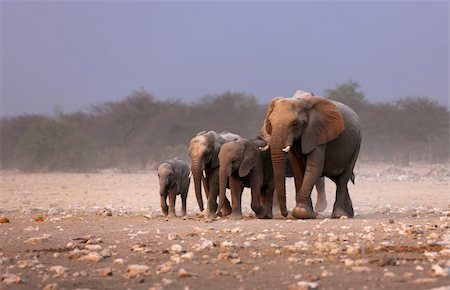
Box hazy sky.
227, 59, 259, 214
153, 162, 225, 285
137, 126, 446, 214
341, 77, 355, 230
1, 1, 448, 116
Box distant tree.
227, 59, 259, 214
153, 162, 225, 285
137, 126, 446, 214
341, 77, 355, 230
13, 118, 96, 171
324, 81, 366, 112
0, 115, 48, 168
394, 97, 449, 163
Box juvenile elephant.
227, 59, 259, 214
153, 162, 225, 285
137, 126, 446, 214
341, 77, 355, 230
216, 138, 273, 219
188, 130, 241, 218
262, 90, 362, 219
157, 158, 190, 217
216, 138, 328, 219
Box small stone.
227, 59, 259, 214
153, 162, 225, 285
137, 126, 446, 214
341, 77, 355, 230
429, 264, 448, 277
384, 272, 395, 278
288, 281, 319, 290
351, 266, 371, 273
181, 252, 194, 260
35, 216, 45, 222
98, 208, 112, 216
415, 265, 424, 271
80, 252, 103, 263
413, 278, 438, 284
43, 283, 58, 290
220, 241, 234, 248
85, 244, 102, 251
49, 265, 68, 276
0, 217, 10, 223
113, 258, 124, 265
124, 264, 151, 278
100, 249, 112, 258
178, 268, 195, 278
171, 244, 184, 253
162, 278, 173, 286
1, 273, 21, 284
167, 233, 180, 240
95, 267, 113, 277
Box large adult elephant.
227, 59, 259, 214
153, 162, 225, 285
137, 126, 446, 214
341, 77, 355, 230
262, 91, 361, 219
189, 130, 241, 218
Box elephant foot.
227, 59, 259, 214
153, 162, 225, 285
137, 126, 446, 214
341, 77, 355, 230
280, 207, 289, 218
221, 205, 232, 217
168, 212, 176, 218
292, 204, 317, 219
206, 211, 219, 219
315, 198, 327, 213
331, 206, 354, 219
230, 212, 243, 220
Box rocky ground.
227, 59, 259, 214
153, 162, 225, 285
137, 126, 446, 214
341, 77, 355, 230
0, 163, 449, 290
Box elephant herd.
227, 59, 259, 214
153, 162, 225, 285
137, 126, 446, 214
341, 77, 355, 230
157, 91, 362, 220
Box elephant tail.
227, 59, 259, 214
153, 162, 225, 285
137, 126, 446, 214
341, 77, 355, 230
350, 172, 355, 184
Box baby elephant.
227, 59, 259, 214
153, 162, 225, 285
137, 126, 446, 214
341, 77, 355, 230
216, 138, 274, 219
216, 138, 327, 219
157, 158, 190, 217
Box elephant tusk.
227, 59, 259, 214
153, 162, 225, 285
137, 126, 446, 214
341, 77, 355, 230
282, 145, 291, 152
259, 145, 270, 151
202, 170, 206, 178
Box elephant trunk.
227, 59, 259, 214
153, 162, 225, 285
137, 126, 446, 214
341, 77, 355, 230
216, 162, 232, 215
270, 125, 290, 217
191, 160, 204, 212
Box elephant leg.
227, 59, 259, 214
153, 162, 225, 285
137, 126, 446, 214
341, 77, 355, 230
206, 170, 219, 218
230, 177, 244, 219
314, 177, 327, 213
202, 175, 210, 200
167, 188, 177, 217
292, 146, 325, 219
259, 187, 274, 219
181, 191, 187, 217
160, 194, 168, 216
221, 195, 232, 217
332, 177, 354, 219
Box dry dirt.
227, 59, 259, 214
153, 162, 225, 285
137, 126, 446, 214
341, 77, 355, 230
0, 163, 449, 290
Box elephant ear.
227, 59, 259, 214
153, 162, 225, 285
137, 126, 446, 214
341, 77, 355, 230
301, 96, 345, 154
239, 142, 259, 177
262, 97, 283, 138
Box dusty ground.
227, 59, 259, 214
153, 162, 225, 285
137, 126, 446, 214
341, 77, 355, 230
0, 163, 449, 290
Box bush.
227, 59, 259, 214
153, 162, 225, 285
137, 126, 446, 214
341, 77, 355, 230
13, 118, 97, 171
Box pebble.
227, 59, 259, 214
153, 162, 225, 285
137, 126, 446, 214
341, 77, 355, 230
124, 264, 151, 278
178, 268, 195, 278
429, 264, 448, 277
171, 244, 184, 253
49, 265, 68, 277
1, 273, 21, 284
43, 283, 58, 290
181, 252, 194, 260
167, 233, 181, 240
288, 281, 319, 290
113, 258, 124, 265
0, 217, 10, 224
80, 252, 103, 263
95, 267, 113, 277
351, 266, 372, 273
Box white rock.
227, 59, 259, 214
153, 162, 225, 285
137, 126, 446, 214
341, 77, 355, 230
171, 244, 184, 253
220, 241, 234, 248
80, 252, 103, 263
167, 233, 180, 240
85, 245, 102, 251
124, 264, 151, 278
178, 268, 195, 278
181, 252, 194, 260
113, 258, 124, 265
1, 273, 21, 284
43, 283, 58, 290
429, 264, 448, 277
351, 266, 371, 273
49, 265, 68, 276
95, 267, 113, 277
289, 281, 319, 290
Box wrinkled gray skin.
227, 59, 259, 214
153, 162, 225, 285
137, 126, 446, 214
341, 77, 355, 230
217, 138, 327, 219
157, 158, 190, 217
216, 138, 272, 219
262, 91, 361, 219
189, 130, 241, 218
